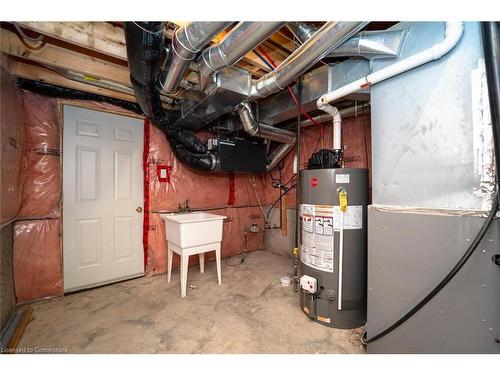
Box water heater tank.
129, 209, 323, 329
299, 168, 368, 329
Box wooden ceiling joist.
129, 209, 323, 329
1, 27, 131, 85
10, 58, 137, 103
2, 22, 302, 102
17, 22, 128, 61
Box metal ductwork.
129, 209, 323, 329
289, 22, 406, 60
176, 21, 368, 129
198, 22, 285, 89
238, 102, 296, 144
250, 22, 367, 98
159, 22, 231, 94
327, 29, 406, 59
237, 102, 296, 172
287, 22, 319, 43
124, 21, 374, 173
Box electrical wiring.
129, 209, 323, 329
13, 22, 45, 49
248, 176, 276, 231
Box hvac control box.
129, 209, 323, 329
213, 137, 267, 173
299, 168, 368, 329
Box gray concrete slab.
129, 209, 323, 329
18, 251, 365, 354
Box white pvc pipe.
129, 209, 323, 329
316, 22, 464, 110
318, 104, 342, 150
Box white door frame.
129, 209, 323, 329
60, 103, 145, 292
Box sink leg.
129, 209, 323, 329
167, 247, 173, 283
180, 255, 189, 298
199, 253, 205, 273
215, 243, 221, 285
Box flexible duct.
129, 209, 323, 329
250, 22, 368, 98
124, 22, 216, 171
17, 78, 144, 115
159, 22, 231, 93
198, 22, 285, 88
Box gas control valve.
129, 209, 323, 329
300, 275, 318, 294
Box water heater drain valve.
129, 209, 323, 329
300, 275, 318, 294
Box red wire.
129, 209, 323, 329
256, 46, 323, 136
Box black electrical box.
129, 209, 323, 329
217, 137, 267, 173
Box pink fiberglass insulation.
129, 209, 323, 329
146, 125, 267, 274
13, 218, 63, 303
263, 112, 371, 208
147, 206, 264, 274
17, 92, 61, 219
1, 66, 24, 225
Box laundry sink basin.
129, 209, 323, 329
160, 212, 226, 249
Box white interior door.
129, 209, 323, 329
63, 105, 144, 292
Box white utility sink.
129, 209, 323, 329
161, 212, 226, 249
160, 212, 226, 297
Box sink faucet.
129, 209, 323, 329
177, 199, 191, 213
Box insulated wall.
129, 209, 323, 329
11, 92, 63, 303
1, 64, 24, 225
11, 90, 268, 301
146, 124, 266, 274
0, 64, 23, 327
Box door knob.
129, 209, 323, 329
136, 206, 143, 213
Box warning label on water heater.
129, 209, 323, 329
300, 204, 363, 273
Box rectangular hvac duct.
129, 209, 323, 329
258, 61, 371, 126
176, 67, 252, 130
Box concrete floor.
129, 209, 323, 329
19, 250, 365, 353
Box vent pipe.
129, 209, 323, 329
198, 22, 285, 89
238, 102, 296, 144
250, 22, 367, 98
159, 22, 231, 93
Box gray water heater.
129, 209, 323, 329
299, 168, 368, 329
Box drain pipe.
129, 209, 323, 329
159, 22, 232, 93
317, 22, 464, 109
320, 105, 342, 151
198, 22, 285, 89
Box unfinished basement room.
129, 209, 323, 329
1, 1, 499, 370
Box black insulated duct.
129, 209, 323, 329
16, 79, 144, 115
124, 21, 216, 171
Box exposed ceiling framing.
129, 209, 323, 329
0, 21, 290, 107
0, 22, 391, 108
